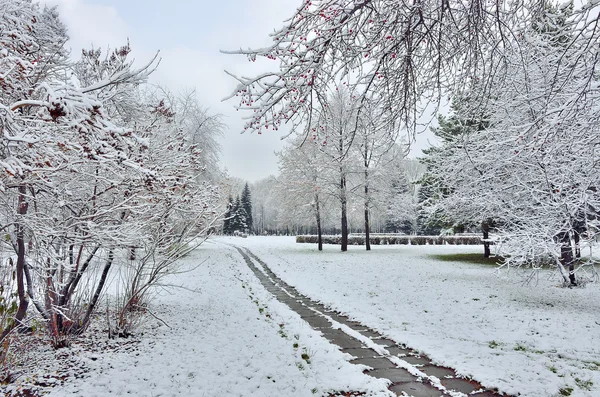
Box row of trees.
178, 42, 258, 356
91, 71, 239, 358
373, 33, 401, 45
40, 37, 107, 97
226, 0, 600, 285
275, 88, 419, 251
241, 130, 423, 251
0, 0, 223, 349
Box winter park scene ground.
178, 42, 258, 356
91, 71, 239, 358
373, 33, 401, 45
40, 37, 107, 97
2, 1, 600, 397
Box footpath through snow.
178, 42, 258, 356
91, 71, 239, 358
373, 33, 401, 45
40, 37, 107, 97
33, 236, 600, 397
44, 240, 391, 397
223, 236, 600, 397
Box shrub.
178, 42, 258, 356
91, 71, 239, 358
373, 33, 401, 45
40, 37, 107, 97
296, 235, 483, 246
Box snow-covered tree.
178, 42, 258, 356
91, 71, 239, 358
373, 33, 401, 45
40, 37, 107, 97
250, 176, 280, 235
422, 3, 600, 285
240, 183, 253, 232
223, 195, 234, 234
231, 195, 248, 233
277, 130, 332, 249
316, 88, 360, 251
351, 109, 400, 249
385, 158, 422, 235
223, 0, 588, 142
0, 1, 223, 344
0, 1, 158, 342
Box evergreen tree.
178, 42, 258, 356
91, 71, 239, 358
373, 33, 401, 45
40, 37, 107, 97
240, 183, 253, 233
223, 196, 234, 234
418, 96, 490, 237
230, 195, 248, 233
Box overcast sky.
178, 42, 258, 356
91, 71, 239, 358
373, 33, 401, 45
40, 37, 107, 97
43, 0, 436, 182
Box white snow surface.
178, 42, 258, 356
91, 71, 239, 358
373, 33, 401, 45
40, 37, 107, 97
223, 236, 600, 397
47, 240, 392, 397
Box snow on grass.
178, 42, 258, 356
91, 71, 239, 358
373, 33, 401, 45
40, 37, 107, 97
45, 240, 392, 397
224, 236, 600, 397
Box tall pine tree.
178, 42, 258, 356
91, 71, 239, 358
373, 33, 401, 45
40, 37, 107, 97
231, 195, 247, 233
240, 183, 253, 233
223, 196, 234, 234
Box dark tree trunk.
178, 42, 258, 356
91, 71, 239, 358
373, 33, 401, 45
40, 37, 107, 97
24, 262, 47, 318
362, 141, 372, 251
557, 231, 576, 286
364, 207, 371, 251
340, 174, 348, 252
482, 220, 491, 258
573, 230, 581, 259
60, 246, 100, 307
315, 195, 323, 251
1, 186, 30, 342
72, 249, 114, 335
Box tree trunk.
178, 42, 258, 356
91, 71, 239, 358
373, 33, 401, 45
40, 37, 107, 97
364, 171, 371, 251
340, 174, 348, 252
73, 249, 114, 335
482, 220, 491, 258
557, 230, 576, 286
315, 194, 323, 251
24, 262, 47, 319
573, 230, 581, 259
363, 140, 371, 251
1, 186, 30, 342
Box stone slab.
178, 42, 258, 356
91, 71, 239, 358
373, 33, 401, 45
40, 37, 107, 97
399, 355, 430, 366
471, 391, 505, 397
320, 329, 363, 349
309, 303, 329, 312
322, 311, 349, 323
303, 315, 332, 328
441, 377, 480, 394
294, 307, 320, 317
283, 301, 307, 312
339, 320, 367, 330
350, 357, 396, 369
386, 346, 413, 356
269, 288, 289, 295
357, 329, 382, 339
341, 348, 380, 359
389, 381, 443, 397
420, 365, 455, 379
366, 368, 414, 383
373, 338, 397, 347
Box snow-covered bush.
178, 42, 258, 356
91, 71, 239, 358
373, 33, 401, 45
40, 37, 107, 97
0, 1, 223, 345
296, 235, 482, 246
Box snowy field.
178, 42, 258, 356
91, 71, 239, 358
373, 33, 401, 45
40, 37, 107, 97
33, 236, 600, 397
223, 236, 600, 397
44, 240, 392, 397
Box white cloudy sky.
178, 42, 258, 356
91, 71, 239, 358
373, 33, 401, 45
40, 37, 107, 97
42, 0, 436, 182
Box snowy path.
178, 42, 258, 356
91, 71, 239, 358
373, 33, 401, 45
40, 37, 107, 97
45, 241, 392, 397
223, 236, 600, 397
35, 237, 600, 397
233, 244, 508, 397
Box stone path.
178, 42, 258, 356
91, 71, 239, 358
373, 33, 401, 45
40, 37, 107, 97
233, 246, 513, 397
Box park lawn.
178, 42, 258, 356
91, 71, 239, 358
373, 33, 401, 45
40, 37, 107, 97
227, 236, 600, 397
9, 241, 391, 397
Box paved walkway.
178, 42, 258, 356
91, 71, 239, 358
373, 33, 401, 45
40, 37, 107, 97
233, 245, 512, 397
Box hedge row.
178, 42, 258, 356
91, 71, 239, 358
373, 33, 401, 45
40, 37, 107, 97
295, 235, 483, 245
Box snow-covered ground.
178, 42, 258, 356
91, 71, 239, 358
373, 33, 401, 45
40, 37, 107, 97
224, 236, 600, 397
13, 236, 598, 397
43, 240, 392, 397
